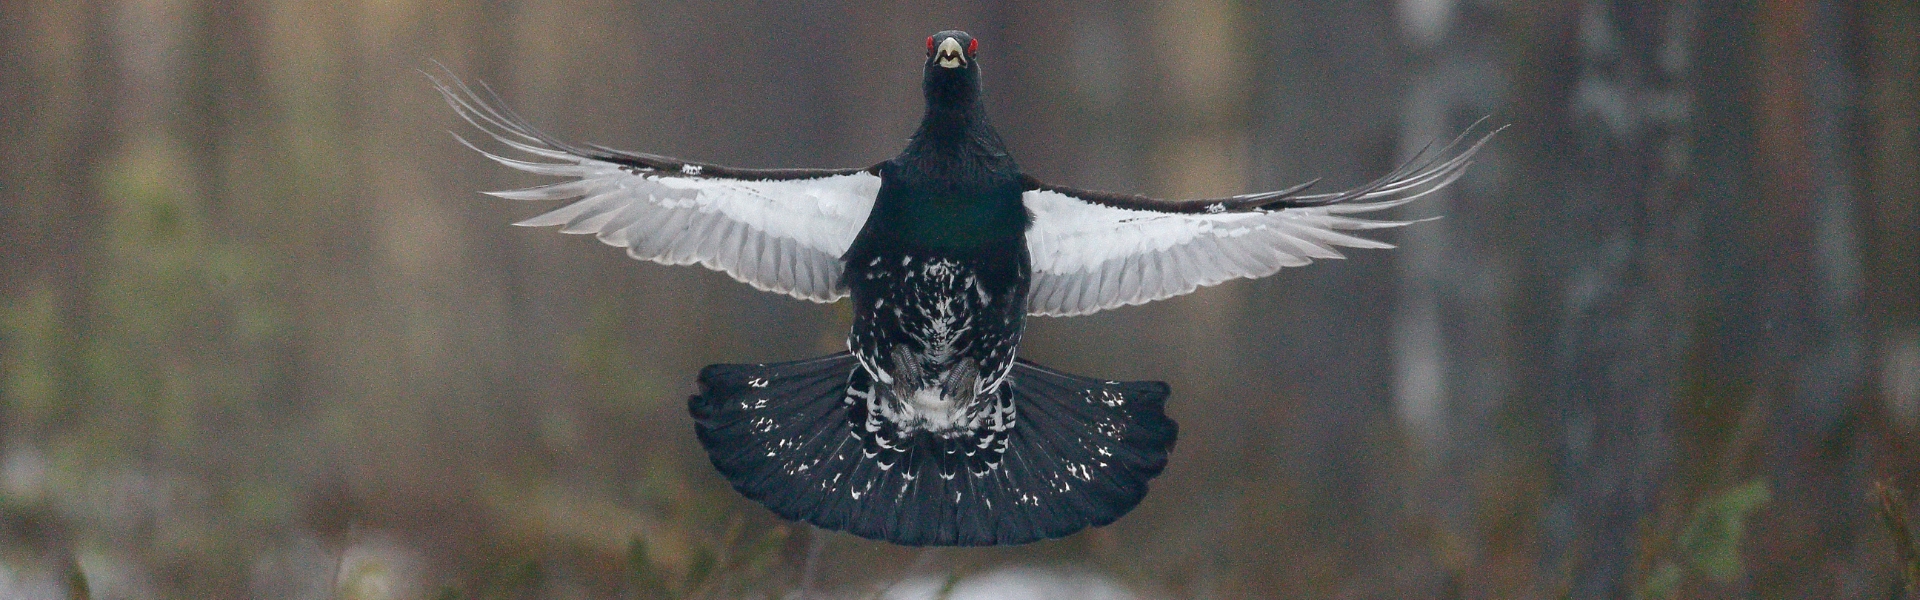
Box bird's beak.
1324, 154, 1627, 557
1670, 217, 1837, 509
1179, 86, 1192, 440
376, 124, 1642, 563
935, 37, 966, 68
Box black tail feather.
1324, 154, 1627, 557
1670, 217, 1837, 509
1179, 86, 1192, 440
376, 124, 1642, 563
689, 353, 1176, 546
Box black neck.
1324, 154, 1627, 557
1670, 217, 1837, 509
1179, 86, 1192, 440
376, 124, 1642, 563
909, 108, 986, 150
906, 67, 999, 155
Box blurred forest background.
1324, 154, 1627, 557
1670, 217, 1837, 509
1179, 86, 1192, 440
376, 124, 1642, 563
2, 0, 1918, 598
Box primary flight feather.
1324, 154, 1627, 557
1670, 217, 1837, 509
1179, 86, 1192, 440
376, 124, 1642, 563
435, 30, 1495, 546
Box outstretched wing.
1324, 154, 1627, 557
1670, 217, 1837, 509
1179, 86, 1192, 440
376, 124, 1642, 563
1022, 125, 1500, 317
433, 72, 882, 303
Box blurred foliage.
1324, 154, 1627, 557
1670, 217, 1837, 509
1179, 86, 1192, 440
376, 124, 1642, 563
3, 132, 298, 596
1638, 479, 1771, 600
86, 134, 285, 453
1876, 482, 1920, 595
1676, 480, 1771, 581
1, 286, 61, 436
63, 554, 91, 600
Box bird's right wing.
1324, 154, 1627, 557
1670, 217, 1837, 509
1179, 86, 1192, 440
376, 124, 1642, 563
433, 72, 881, 303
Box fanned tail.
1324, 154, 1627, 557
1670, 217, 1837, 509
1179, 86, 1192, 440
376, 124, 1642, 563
689, 353, 1176, 546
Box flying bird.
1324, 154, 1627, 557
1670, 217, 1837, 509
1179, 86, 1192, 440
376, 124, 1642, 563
434, 30, 1494, 546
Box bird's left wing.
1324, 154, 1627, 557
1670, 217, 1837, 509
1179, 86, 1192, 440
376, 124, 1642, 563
433, 73, 881, 303
1022, 126, 1499, 316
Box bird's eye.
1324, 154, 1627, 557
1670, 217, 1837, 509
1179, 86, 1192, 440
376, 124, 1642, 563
967, 38, 978, 55
926, 36, 935, 56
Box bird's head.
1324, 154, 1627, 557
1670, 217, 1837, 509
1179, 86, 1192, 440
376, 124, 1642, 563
921, 30, 982, 108
925, 30, 978, 70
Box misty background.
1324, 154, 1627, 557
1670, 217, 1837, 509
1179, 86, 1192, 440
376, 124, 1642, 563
2, 0, 1917, 598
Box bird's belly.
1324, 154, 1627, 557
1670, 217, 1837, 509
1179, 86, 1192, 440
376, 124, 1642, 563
902, 386, 965, 431
846, 251, 1026, 434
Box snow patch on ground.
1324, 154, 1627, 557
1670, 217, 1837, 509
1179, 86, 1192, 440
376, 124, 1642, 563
879, 566, 1140, 600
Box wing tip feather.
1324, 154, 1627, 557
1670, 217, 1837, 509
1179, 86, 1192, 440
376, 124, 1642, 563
435, 65, 873, 304
1025, 121, 1498, 316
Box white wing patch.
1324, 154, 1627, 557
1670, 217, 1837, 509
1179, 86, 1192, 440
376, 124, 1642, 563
436, 74, 879, 303
1024, 191, 1426, 316
1022, 124, 1496, 316
495, 165, 878, 302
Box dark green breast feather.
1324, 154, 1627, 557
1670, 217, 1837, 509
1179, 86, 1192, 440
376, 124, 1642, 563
873, 184, 1028, 251
853, 150, 1029, 253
